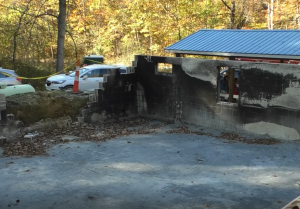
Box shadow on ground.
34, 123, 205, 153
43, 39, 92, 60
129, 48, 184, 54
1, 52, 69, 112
0, 123, 300, 209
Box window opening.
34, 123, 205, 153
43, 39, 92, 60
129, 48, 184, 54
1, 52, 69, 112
218, 67, 239, 103
156, 63, 172, 74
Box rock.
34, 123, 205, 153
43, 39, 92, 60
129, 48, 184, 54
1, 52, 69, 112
7, 114, 15, 122
55, 116, 72, 128
77, 117, 84, 124
23, 133, 38, 143
61, 135, 80, 142
14, 120, 24, 128
96, 132, 104, 137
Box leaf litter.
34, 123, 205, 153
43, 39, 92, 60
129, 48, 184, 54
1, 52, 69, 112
1, 120, 280, 158
167, 126, 280, 145
1, 118, 167, 157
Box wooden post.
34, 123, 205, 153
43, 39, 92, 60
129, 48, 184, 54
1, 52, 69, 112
217, 67, 221, 102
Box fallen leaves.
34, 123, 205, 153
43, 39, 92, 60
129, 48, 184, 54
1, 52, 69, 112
166, 126, 212, 136
1, 118, 281, 158
219, 132, 280, 145
1, 118, 163, 158
166, 126, 280, 145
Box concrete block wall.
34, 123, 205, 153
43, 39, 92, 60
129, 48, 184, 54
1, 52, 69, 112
134, 55, 300, 140
81, 68, 138, 123
136, 56, 175, 121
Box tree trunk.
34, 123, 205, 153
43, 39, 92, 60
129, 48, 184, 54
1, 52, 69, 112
230, 0, 235, 29
221, 0, 236, 29
56, 0, 66, 72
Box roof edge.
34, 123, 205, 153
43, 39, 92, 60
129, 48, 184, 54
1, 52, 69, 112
164, 50, 300, 60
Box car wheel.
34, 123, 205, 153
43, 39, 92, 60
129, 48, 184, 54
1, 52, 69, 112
63, 85, 73, 91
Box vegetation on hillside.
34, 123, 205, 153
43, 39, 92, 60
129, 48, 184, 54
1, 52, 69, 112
0, 0, 299, 73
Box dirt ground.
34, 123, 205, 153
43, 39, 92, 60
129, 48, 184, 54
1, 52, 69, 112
1, 119, 299, 209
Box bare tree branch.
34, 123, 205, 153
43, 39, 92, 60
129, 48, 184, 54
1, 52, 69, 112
221, 0, 231, 10
13, 0, 32, 69
66, 30, 77, 59
27, 0, 49, 45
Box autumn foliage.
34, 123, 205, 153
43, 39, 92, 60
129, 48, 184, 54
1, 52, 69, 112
0, 0, 300, 67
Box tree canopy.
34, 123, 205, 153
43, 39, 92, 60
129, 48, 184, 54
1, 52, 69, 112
1, 0, 300, 67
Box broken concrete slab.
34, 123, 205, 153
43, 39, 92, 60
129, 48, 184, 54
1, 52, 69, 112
282, 196, 300, 209
23, 133, 38, 143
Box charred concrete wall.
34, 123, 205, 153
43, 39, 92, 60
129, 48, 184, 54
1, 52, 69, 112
135, 55, 300, 140
82, 68, 137, 123
136, 57, 176, 121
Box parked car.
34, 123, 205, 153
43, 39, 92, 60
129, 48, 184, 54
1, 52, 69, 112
46, 64, 127, 91
0, 82, 35, 97
0, 68, 22, 86
220, 68, 240, 79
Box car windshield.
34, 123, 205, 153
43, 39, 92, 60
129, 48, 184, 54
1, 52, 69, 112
69, 68, 88, 77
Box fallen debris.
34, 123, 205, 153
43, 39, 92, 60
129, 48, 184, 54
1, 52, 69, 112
1, 119, 281, 158
1, 118, 159, 158
218, 132, 280, 145
167, 126, 280, 145
166, 126, 211, 136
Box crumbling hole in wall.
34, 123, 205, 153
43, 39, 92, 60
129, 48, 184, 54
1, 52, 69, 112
218, 66, 239, 104
155, 63, 173, 75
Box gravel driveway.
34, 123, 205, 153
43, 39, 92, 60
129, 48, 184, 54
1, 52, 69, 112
0, 122, 299, 209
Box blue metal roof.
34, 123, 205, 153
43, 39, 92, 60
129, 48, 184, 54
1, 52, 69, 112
165, 30, 300, 59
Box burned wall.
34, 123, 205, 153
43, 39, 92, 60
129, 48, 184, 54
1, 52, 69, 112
82, 68, 137, 123
238, 62, 300, 109
135, 55, 300, 140
136, 57, 175, 120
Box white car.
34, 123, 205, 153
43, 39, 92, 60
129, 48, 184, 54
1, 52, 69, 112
46, 64, 126, 91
